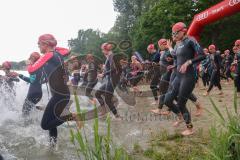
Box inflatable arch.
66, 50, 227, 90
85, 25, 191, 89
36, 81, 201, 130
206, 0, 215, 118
187, 0, 240, 40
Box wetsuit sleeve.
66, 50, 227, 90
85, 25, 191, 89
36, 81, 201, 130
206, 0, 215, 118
9, 77, 20, 82
189, 39, 206, 64
28, 52, 53, 73
19, 74, 31, 83
87, 63, 97, 82
19, 74, 38, 84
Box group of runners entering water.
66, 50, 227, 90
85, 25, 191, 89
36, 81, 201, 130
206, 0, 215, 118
0, 22, 239, 154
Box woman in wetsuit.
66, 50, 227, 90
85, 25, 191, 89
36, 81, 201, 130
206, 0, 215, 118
204, 45, 223, 96
70, 56, 81, 86
0, 61, 20, 96
151, 39, 173, 115
95, 42, 122, 120
200, 48, 210, 89
164, 22, 205, 136
224, 49, 234, 83
85, 54, 98, 103
14, 52, 45, 116
128, 55, 143, 95
147, 44, 161, 105
232, 45, 240, 97
27, 34, 77, 146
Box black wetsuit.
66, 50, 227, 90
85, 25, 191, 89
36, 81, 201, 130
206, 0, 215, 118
164, 37, 205, 128
19, 69, 45, 116
95, 53, 121, 115
234, 52, 240, 92
201, 55, 210, 87
207, 51, 222, 92
72, 71, 81, 86
0, 154, 3, 160
28, 48, 70, 143
150, 51, 161, 101
118, 63, 131, 93
225, 54, 234, 81
158, 50, 173, 109
85, 61, 98, 99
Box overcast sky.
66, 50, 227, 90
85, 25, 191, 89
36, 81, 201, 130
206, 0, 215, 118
0, 0, 117, 64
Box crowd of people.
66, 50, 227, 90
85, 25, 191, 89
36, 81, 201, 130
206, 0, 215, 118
0, 22, 239, 151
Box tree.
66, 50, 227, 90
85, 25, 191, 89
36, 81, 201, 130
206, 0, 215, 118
68, 29, 107, 59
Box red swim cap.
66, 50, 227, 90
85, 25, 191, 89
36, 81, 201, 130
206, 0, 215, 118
30, 52, 40, 61
2, 61, 11, 70
147, 44, 155, 51
172, 22, 187, 33
208, 44, 216, 50
101, 43, 112, 51
38, 34, 57, 47
235, 39, 240, 46
158, 39, 167, 46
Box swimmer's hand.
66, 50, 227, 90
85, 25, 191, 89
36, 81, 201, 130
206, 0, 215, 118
98, 73, 104, 78
167, 65, 175, 71
179, 60, 192, 74
8, 72, 19, 78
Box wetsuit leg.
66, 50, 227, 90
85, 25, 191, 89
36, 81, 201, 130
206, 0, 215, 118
207, 70, 217, 92
41, 94, 70, 140
158, 72, 171, 109
215, 70, 222, 90
150, 71, 161, 101
177, 75, 195, 127
234, 74, 240, 92
202, 72, 207, 87
95, 81, 118, 115
226, 66, 233, 80
164, 76, 180, 114
188, 93, 197, 103
95, 83, 107, 106
85, 81, 97, 99
22, 93, 42, 116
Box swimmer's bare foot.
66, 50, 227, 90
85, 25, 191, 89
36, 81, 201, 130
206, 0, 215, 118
89, 98, 97, 105
151, 100, 158, 105
112, 114, 123, 121
72, 113, 84, 129
181, 128, 194, 136
218, 91, 223, 95
203, 91, 209, 96
150, 108, 161, 114
160, 110, 171, 115
173, 114, 184, 127
194, 101, 203, 117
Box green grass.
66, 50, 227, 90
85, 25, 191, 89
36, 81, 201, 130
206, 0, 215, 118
205, 90, 240, 160
68, 92, 132, 160
133, 90, 240, 160
69, 89, 240, 160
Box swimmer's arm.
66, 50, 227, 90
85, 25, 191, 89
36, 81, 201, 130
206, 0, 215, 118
19, 74, 31, 83
188, 40, 206, 65
19, 74, 38, 84
9, 77, 20, 82
28, 52, 53, 73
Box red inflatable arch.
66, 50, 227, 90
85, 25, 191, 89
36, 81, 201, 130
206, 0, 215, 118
187, 0, 240, 41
